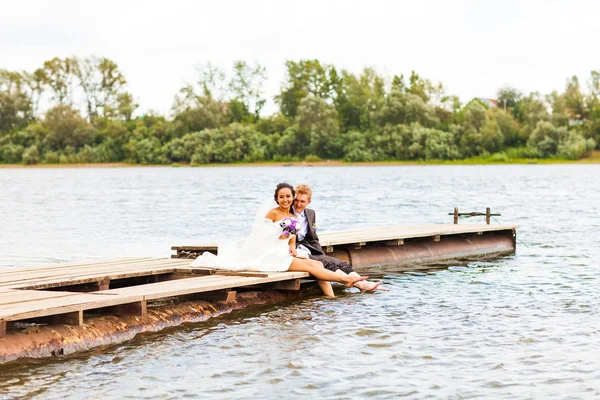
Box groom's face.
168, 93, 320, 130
294, 193, 311, 213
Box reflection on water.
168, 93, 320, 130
1, 165, 600, 399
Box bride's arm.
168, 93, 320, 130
288, 235, 297, 256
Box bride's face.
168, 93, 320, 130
276, 188, 294, 209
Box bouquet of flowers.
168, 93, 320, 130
280, 217, 298, 237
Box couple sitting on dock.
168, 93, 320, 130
192, 183, 383, 296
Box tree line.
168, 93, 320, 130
0, 57, 597, 165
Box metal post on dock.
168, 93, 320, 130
449, 207, 500, 225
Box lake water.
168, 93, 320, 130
0, 165, 599, 399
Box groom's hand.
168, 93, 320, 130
289, 247, 297, 257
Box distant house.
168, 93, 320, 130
464, 98, 499, 110
568, 118, 585, 126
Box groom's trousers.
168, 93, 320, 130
309, 253, 355, 275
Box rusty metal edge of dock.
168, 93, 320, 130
0, 291, 306, 364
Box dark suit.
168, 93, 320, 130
294, 207, 355, 274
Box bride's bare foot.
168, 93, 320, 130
345, 275, 368, 288
354, 280, 388, 292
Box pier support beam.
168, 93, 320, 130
107, 300, 147, 317
50, 311, 83, 326
248, 279, 302, 291
188, 290, 237, 303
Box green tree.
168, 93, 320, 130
489, 108, 522, 146
527, 121, 567, 157
496, 86, 521, 111
408, 71, 433, 102
42, 105, 94, 151
463, 101, 487, 132
334, 67, 385, 132
22, 144, 40, 165
514, 92, 549, 135
124, 137, 166, 164
170, 84, 228, 137
343, 130, 374, 161
376, 91, 438, 128
296, 95, 341, 158
557, 132, 596, 159
73, 56, 130, 122
276, 59, 338, 119
0, 70, 34, 132
480, 119, 504, 153
42, 57, 77, 105
22, 68, 47, 118
228, 60, 267, 120
255, 113, 291, 136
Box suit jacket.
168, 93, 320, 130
294, 208, 324, 255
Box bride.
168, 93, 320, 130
191, 182, 366, 297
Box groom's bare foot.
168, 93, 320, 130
345, 275, 368, 288
354, 280, 388, 292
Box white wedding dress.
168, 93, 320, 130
190, 201, 294, 272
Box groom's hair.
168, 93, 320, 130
295, 184, 312, 200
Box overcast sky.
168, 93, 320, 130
2, 0, 599, 116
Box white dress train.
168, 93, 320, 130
191, 216, 294, 272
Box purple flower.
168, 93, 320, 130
280, 217, 298, 236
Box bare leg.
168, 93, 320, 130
316, 279, 335, 297
288, 258, 366, 287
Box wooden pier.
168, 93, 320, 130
0, 257, 309, 338
0, 222, 517, 361
172, 223, 518, 269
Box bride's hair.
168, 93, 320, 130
274, 182, 295, 203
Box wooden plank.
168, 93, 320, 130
97, 274, 246, 298
2, 259, 192, 290
97, 272, 309, 301
0, 263, 163, 287
172, 245, 218, 251
175, 267, 217, 275
0, 257, 156, 276
318, 224, 517, 245
0, 321, 6, 338
0, 292, 143, 322
0, 290, 81, 306
214, 271, 270, 278
7, 268, 176, 290
0, 258, 189, 285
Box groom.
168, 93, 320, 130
292, 184, 382, 292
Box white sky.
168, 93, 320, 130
2, 0, 599, 116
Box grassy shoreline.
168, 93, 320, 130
0, 151, 598, 168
